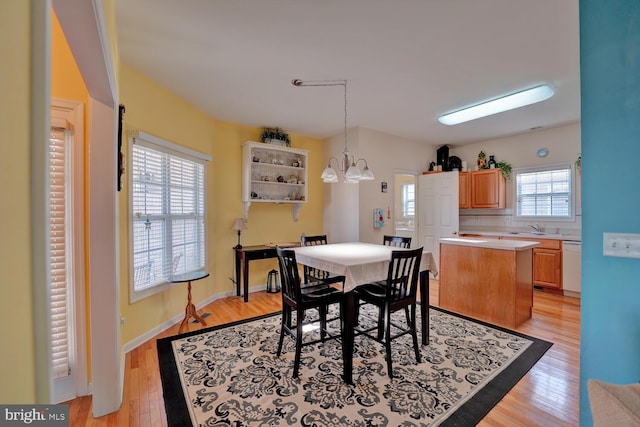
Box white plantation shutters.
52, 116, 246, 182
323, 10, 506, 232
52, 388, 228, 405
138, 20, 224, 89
516, 165, 573, 219
130, 132, 209, 301
49, 127, 72, 379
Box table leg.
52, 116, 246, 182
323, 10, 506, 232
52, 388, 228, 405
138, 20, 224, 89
235, 250, 241, 297
342, 291, 355, 385
178, 281, 208, 334
419, 270, 430, 345
243, 257, 250, 303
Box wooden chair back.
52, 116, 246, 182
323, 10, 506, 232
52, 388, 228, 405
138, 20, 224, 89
383, 235, 411, 248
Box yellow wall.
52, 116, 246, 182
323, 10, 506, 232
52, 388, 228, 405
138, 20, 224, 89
0, 1, 36, 403
118, 63, 325, 345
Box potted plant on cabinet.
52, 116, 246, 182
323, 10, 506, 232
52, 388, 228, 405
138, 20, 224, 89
260, 127, 291, 146
497, 161, 512, 181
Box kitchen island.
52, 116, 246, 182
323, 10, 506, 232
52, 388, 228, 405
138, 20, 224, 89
439, 237, 539, 329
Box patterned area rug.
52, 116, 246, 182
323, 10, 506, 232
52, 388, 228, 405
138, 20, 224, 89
157, 305, 551, 426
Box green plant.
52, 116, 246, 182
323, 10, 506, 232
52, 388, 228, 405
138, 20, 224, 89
575, 154, 582, 174
497, 161, 512, 181
260, 127, 291, 146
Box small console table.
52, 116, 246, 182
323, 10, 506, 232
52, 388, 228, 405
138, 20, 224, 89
169, 270, 210, 334
234, 243, 297, 302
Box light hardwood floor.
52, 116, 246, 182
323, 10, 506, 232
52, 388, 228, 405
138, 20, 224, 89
66, 281, 580, 426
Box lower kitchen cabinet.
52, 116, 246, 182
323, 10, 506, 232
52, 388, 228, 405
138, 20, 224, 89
532, 247, 562, 289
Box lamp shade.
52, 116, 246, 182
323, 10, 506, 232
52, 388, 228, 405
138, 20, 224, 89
231, 218, 246, 231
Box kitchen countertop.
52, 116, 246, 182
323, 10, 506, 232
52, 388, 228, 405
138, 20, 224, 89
440, 237, 540, 251
460, 230, 582, 242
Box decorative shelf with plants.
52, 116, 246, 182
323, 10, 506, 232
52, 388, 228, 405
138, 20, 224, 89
241, 141, 308, 221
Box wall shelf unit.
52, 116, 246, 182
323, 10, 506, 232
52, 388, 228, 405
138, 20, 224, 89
242, 141, 308, 221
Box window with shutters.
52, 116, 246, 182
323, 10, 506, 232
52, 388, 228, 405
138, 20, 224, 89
514, 164, 574, 220
49, 127, 72, 379
130, 132, 210, 302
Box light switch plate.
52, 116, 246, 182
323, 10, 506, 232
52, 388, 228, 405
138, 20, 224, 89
603, 233, 640, 259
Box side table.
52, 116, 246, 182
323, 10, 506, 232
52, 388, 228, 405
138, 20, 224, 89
169, 270, 210, 334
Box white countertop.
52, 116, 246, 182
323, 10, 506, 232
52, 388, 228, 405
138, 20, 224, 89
460, 230, 582, 242
440, 237, 540, 251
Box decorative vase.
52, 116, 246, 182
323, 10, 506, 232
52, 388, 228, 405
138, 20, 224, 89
488, 155, 497, 169
477, 151, 487, 170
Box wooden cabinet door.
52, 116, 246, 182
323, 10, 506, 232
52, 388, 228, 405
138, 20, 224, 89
459, 172, 470, 209
533, 249, 562, 288
470, 169, 506, 208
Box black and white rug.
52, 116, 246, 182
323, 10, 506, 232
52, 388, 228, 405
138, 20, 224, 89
157, 305, 551, 426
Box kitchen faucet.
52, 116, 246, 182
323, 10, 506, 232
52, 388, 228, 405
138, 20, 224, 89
528, 224, 544, 232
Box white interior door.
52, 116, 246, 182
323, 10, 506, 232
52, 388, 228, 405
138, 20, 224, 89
418, 172, 459, 275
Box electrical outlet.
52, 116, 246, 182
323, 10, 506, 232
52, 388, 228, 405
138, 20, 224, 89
120, 316, 126, 325
603, 233, 640, 259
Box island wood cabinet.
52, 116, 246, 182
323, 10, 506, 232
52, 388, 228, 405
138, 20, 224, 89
458, 172, 471, 209
469, 168, 506, 209
461, 234, 563, 290
439, 239, 536, 329
242, 141, 308, 221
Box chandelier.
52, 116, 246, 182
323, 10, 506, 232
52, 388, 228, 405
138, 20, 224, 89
291, 79, 374, 183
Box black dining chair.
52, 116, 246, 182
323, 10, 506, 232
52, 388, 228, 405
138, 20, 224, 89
276, 247, 344, 378
354, 247, 423, 378
300, 234, 346, 289
356, 234, 413, 328
383, 235, 412, 248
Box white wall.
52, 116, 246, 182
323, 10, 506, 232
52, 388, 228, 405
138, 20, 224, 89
356, 127, 433, 244
322, 129, 360, 242
449, 122, 582, 233
322, 127, 434, 243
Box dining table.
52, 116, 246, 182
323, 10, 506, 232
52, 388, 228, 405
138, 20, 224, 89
292, 242, 437, 384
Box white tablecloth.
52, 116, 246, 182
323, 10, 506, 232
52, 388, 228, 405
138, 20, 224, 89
292, 242, 437, 293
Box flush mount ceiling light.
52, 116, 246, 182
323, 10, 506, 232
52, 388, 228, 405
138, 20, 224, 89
438, 85, 554, 126
292, 79, 374, 183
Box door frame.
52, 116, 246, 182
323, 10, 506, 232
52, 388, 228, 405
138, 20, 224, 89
50, 98, 88, 402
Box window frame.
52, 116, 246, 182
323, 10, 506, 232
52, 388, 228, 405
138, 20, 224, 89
401, 182, 416, 218
128, 132, 211, 303
512, 163, 576, 222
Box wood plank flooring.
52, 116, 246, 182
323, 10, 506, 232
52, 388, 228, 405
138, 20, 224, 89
65, 281, 580, 426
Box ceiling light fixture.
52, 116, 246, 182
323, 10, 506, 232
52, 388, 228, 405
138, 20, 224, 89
438, 84, 554, 126
292, 79, 374, 183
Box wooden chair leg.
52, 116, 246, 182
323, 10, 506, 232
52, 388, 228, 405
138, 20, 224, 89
293, 313, 304, 378
385, 312, 393, 378
319, 305, 327, 342
411, 305, 421, 363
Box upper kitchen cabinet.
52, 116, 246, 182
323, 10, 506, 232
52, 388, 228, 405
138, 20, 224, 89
242, 141, 308, 221
470, 169, 506, 209
459, 172, 471, 209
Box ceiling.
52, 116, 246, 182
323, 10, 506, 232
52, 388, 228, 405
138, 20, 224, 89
115, 0, 580, 147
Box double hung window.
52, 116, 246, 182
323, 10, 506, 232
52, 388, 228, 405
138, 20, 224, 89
130, 132, 210, 302
515, 164, 573, 220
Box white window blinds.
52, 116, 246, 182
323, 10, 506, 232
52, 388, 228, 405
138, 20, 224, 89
49, 127, 71, 379
516, 166, 572, 218
131, 134, 208, 299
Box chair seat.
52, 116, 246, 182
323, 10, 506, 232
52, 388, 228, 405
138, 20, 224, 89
356, 281, 408, 300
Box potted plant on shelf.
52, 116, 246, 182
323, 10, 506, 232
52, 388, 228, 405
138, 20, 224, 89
497, 161, 512, 181
260, 127, 291, 146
